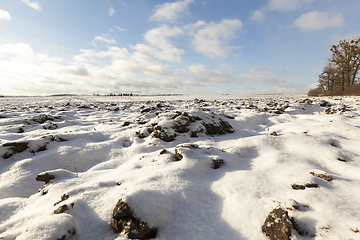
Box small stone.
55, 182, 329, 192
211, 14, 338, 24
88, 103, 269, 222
112, 199, 158, 239
310, 171, 332, 181
292, 184, 305, 190
270, 131, 277, 136
262, 207, 292, 240
305, 183, 319, 188
54, 205, 68, 214
2, 142, 28, 159
175, 148, 183, 161
212, 159, 224, 169
159, 149, 167, 155
54, 194, 69, 206
123, 121, 131, 127
36, 172, 55, 184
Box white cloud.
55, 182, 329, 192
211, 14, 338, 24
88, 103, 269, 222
294, 11, 344, 31
250, 9, 265, 22
0, 43, 181, 95
187, 19, 242, 58
250, 66, 289, 74
251, 0, 313, 22
21, 0, 41, 11
187, 64, 231, 83
240, 73, 296, 88
94, 36, 117, 44
151, 0, 194, 23
132, 25, 184, 63
111, 26, 126, 32
109, 7, 115, 16
63, 66, 90, 76
73, 46, 130, 62
269, 0, 301, 11
0, 9, 11, 21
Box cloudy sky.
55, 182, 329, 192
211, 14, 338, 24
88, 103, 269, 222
0, 0, 359, 96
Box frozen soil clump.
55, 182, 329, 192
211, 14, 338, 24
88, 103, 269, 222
262, 207, 292, 240
2, 142, 28, 159
112, 199, 158, 239
145, 110, 235, 142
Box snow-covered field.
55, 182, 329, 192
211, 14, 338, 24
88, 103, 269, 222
0, 95, 360, 240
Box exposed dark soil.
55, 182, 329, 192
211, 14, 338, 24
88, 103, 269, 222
112, 199, 158, 239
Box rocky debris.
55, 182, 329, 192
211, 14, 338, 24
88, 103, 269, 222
159, 149, 167, 155
292, 184, 305, 190
147, 111, 234, 142
2, 142, 29, 159
319, 100, 331, 107
292, 183, 318, 190
43, 122, 58, 130
112, 199, 158, 239
48, 135, 67, 142
137, 128, 151, 139
325, 104, 351, 114
141, 107, 156, 113
18, 127, 24, 133
351, 228, 360, 233
337, 157, 346, 162
270, 131, 277, 136
256, 101, 289, 114
299, 99, 312, 105
287, 199, 309, 211
54, 194, 70, 206
31, 114, 54, 124
310, 171, 332, 181
305, 183, 319, 188
262, 207, 292, 240
36, 172, 55, 184
153, 126, 175, 142
203, 118, 234, 135
31, 143, 48, 154
212, 159, 224, 169
54, 205, 68, 214
175, 148, 183, 161
123, 121, 131, 127
173, 112, 190, 133
174, 143, 199, 161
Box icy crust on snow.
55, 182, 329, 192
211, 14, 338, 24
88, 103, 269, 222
0, 95, 360, 240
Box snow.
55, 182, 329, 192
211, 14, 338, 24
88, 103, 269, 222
0, 95, 360, 240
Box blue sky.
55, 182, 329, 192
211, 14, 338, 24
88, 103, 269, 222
0, 0, 359, 96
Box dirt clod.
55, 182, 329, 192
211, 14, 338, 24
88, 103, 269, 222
36, 172, 55, 184
112, 199, 158, 239
305, 183, 319, 188
262, 207, 292, 240
2, 142, 29, 159
292, 184, 305, 190
212, 159, 224, 169
310, 171, 332, 181
174, 148, 183, 161
54, 205, 68, 214
54, 194, 70, 206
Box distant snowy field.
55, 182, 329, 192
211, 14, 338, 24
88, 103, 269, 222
0, 95, 360, 240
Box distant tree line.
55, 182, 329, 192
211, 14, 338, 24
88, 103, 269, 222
93, 93, 138, 96
309, 37, 360, 96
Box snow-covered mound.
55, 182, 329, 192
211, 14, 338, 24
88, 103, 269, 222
0, 95, 360, 240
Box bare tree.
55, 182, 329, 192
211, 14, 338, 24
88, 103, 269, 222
318, 63, 340, 92
329, 37, 360, 91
